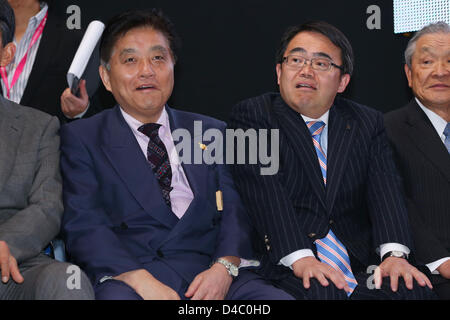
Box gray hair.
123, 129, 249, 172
404, 21, 450, 68
101, 59, 111, 71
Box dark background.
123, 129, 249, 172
53, 0, 415, 120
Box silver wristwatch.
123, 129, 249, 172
214, 258, 239, 277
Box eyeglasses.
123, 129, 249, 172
282, 55, 344, 72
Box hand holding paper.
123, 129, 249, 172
67, 20, 105, 95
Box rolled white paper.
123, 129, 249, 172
67, 20, 105, 89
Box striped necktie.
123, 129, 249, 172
444, 123, 450, 154
138, 123, 173, 207
306, 121, 358, 295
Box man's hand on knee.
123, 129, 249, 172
114, 268, 180, 300
0, 241, 24, 284
292, 256, 350, 293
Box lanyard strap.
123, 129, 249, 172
0, 12, 48, 99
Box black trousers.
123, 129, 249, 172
276, 271, 437, 300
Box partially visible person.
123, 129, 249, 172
385, 21, 450, 299
0, 0, 93, 299
1, 0, 109, 123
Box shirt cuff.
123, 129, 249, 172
279, 249, 315, 270
239, 258, 260, 268
379, 243, 410, 261
426, 257, 450, 274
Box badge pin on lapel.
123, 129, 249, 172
216, 190, 223, 211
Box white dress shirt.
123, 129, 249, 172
279, 110, 410, 269
120, 107, 194, 219
415, 98, 450, 274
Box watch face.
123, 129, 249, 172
391, 251, 406, 259
230, 265, 239, 277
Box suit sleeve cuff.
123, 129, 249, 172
279, 249, 315, 270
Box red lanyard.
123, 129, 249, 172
0, 12, 48, 99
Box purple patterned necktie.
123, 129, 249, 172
138, 123, 173, 207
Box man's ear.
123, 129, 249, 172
99, 64, 112, 92
337, 73, 350, 93
276, 63, 282, 85
404, 64, 412, 88
0, 42, 16, 67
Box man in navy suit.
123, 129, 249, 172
60, 9, 293, 300
228, 21, 435, 299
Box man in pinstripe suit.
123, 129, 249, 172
228, 21, 436, 299
385, 22, 450, 299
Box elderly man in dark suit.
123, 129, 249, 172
385, 21, 450, 299
0, 0, 93, 299
228, 21, 436, 299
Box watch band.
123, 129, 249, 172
213, 258, 239, 277
382, 250, 408, 262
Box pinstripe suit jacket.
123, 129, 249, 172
228, 92, 414, 280
385, 99, 450, 267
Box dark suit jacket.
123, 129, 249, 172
228, 92, 414, 281
0, 3, 109, 123
385, 99, 450, 267
60, 105, 254, 289
0, 96, 62, 264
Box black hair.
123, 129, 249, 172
0, 0, 15, 47
100, 8, 181, 66
276, 21, 354, 76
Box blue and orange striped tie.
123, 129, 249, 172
306, 121, 358, 295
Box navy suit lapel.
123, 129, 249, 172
162, 107, 214, 244
272, 96, 326, 209
166, 106, 207, 199
325, 100, 356, 214
405, 100, 450, 182
101, 106, 178, 228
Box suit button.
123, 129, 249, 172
120, 222, 128, 230
264, 234, 271, 251
157, 250, 164, 258
329, 220, 334, 225
308, 233, 316, 238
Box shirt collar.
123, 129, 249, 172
300, 110, 330, 126
29, 2, 48, 28
120, 106, 170, 134
415, 97, 447, 138
14, 2, 48, 45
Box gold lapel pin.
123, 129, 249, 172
199, 143, 207, 150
